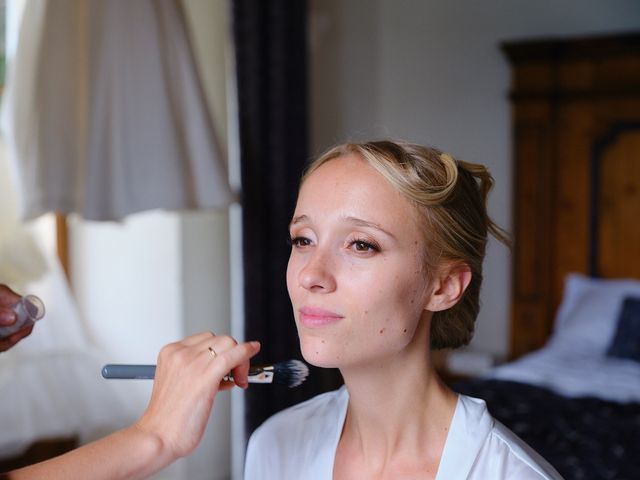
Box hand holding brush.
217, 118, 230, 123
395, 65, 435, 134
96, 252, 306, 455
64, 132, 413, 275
6, 332, 262, 479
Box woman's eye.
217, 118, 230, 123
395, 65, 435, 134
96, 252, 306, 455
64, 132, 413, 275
290, 236, 312, 248
350, 239, 380, 253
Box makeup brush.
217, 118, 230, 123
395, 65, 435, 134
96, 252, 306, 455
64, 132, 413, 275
101, 360, 309, 388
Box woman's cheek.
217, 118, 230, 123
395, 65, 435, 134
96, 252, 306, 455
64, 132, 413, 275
286, 258, 304, 301
298, 333, 350, 368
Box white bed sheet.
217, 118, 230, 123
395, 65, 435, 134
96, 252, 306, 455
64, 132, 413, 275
486, 346, 640, 403
0, 349, 138, 457
0, 233, 145, 458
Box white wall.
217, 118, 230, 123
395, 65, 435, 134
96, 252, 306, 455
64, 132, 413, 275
309, 0, 640, 359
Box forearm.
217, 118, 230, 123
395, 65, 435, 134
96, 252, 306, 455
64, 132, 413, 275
7, 425, 174, 480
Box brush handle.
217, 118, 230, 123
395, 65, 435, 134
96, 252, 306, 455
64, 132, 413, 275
102, 364, 156, 379
101, 364, 274, 383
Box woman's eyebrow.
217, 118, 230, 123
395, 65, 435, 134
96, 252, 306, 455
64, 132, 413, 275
289, 215, 308, 228
290, 214, 397, 240
345, 216, 396, 239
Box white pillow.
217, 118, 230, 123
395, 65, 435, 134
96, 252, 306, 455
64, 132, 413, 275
549, 273, 640, 355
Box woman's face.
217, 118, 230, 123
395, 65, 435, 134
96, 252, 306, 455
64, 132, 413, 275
287, 154, 435, 369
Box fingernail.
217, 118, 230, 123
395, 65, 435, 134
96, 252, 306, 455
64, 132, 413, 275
250, 341, 260, 349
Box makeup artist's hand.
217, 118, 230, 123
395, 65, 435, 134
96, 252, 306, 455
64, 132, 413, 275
135, 332, 261, 459
7, 332, 261, 480
0, 284, 34, 352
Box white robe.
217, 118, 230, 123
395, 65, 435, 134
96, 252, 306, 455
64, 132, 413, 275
245, 386, 563, 479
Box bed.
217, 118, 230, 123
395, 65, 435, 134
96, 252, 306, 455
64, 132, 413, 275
453, 32, 640, 480
455, 274, 640, 479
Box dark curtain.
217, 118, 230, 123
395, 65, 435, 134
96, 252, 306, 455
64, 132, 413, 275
232, 0, 343, 437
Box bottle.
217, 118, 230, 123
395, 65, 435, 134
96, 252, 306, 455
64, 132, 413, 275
0, 295, 46, 338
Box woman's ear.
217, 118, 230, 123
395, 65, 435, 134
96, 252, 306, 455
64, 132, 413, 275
426, 264, 472, 312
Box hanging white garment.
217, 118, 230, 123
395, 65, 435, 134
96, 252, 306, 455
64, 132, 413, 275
1, 0, 234, 221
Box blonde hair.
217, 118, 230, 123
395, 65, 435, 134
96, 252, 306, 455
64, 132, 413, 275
302, 140, 511, 349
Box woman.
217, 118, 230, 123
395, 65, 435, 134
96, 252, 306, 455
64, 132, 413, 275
0, 284, 260, 480
244, 141, 562, 479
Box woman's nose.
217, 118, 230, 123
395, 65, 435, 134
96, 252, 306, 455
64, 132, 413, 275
298, 249, 337, 293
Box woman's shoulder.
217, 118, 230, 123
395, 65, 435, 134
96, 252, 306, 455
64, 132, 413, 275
483, 420, 564, 479
455, 395, 563, 480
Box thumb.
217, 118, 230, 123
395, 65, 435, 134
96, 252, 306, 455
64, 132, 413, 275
0, 308, 16, 326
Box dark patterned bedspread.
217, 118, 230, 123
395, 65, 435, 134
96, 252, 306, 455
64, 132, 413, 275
454, 379, 640, 480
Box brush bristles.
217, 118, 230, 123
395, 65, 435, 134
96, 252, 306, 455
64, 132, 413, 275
273, 359, 309, 388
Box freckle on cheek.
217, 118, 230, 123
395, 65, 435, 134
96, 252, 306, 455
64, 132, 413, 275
403, 329, 407, 333
379, 328, 385, 334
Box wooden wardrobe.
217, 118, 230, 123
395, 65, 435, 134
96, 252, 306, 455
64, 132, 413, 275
504, 33, 640, 358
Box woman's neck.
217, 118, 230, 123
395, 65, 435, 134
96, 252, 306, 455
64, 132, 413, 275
342, 362, 456, 446
335, 341, 458, 478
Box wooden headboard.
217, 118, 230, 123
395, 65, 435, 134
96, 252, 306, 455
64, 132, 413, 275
503, 32, 640, 359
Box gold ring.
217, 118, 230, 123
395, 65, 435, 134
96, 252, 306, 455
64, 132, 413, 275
208, 346, 217, 358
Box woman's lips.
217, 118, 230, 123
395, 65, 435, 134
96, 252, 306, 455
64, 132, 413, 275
299, 306, 344, 327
